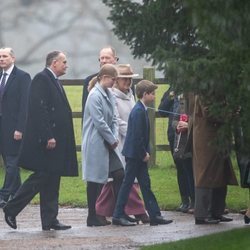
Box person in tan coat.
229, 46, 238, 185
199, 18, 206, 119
192, 95, 238, 224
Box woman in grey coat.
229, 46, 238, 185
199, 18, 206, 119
82, 64, 124, 226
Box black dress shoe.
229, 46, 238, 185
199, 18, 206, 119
96, 215, 111, 225
244, 215, 250, 224
4, 213, 17, 229
87, 215, 108, 227
112, 217, 136, 226
176, 203, 189, 213
43, 222, 71, 231
135, 213, 150, 224
213, 216, 233, 222
150, 215, 173, 226
124, 214, 139, 223
0, 199, 7, 208
195, 218, 220, 225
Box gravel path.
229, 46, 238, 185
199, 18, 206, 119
0, 205, 246, 249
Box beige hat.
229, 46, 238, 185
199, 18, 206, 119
117, 64, 139, 78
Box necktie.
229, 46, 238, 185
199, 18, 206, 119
0, 72, 7, 113
55, 78, 63, 92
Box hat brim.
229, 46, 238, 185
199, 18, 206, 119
117, 73, 139, 78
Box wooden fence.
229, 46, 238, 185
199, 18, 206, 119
61, 67, 169, 167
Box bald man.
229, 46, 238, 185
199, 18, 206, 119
0, 48, 31, 208
82, 46, 119, 116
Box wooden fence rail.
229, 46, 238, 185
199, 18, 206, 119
62, 67, 169, 167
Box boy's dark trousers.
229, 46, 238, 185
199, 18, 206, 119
113, 157, 161, 219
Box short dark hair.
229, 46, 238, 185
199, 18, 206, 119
136, 80, 158, 99
46, 51, 62, 67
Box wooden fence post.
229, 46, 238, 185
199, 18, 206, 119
143, 66, 156, 167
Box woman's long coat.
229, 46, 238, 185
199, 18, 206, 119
111, 87, 135, 166
82, 83, 123, 184
18, 69, 78, 177
192, 95, 237, 188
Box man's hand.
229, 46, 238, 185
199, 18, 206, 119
14, 131, 22, 140
143, 152, 150, 162
46, 138, 56, 149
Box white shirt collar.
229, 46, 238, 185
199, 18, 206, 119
46, 67, 57, 79
3, 64, 14, 76
140, 100, 147, 110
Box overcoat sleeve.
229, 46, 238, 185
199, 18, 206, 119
88, 93, 117, 145
29, 75, 53, 141
16, 72, 31, 132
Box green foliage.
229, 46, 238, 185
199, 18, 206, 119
103, 0, 250, 155
141, 227, 250, 250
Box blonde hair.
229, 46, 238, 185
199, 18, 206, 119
88, 76, 98, 92
88, 64, 118, 92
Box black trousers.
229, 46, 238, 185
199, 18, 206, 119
113, 158, 161, 219
194, 186, 227, 219
4, 171, 60, 228
87, 168, 124, 217
0, 154, 21, 201
175, 157, 195, 202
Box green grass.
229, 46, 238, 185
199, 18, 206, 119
0, 83, 249, 211
141, 227, 250, 250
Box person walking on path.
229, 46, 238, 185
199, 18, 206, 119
96, 64, 149, 223
112, 80, 173, 226
3, 51, 78, 231
82, 64, 125, 227
82, 46, 119, 117
0, 47, 31, 208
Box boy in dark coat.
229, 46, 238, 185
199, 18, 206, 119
112, 80, 173, 226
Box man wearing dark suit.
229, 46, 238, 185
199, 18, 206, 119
81, 46, 118, 118
3, 51, 79, 231
0, 47, 31, 208
112, 80, 173, 226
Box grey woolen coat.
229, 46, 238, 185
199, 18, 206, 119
82, 83, 123, 183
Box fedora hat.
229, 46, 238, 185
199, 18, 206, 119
117, 64, 139, 78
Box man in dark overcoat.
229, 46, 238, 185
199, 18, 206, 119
0, 47, 31, 208
3, 51, 78, 231
81, 46, 119, 118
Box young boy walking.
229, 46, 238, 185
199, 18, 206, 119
112, 80, 173, 226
